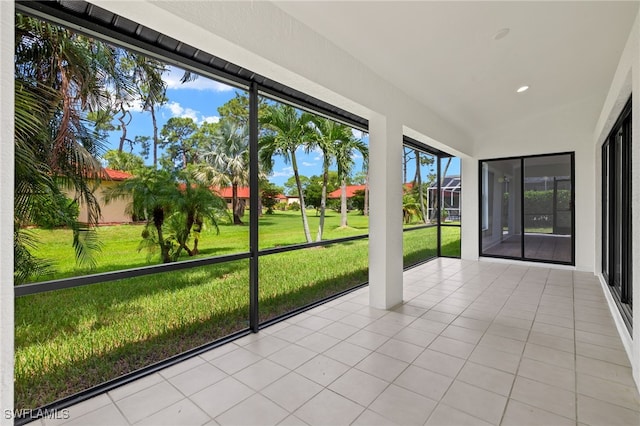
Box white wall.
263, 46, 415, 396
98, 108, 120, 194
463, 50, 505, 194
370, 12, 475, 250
466, 93, 602, 272
0, 2, 13, 424
594, 10, 640, 389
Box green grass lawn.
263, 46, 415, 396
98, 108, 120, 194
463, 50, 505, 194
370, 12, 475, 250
15, 210, 459, 410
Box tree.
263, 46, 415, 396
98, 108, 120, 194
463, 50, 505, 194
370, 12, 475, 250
308, 117, 353, 241
169, 172, 228, 257
335, 138, 369, 227
351, 189, 366, 214
104, 168, 228, 262
217, 92, 268, 127
260, 104, 315, 243
132, 56, 167, 168
14, 14, 121, 282
104, 168, 176, 263
103, 150, 144, 173
283, 175, 310, 196
411, 151, 436, 224
159, 117, 198, 171
197, 120, 250, 224
261, 182, 284, 215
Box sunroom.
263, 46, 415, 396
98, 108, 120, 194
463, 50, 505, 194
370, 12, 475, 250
1, 1, 639, 425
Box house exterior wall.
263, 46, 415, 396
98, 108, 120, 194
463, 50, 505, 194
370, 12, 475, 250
66, 180, 132, 224
594, 10, 640, 390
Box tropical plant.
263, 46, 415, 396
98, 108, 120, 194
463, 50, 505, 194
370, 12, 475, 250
403, 193, 422, 224
105, 168, 228, 262
308, 117, 353, 240
335, 137, 369, 227
260, 104, 315, 242
14, 14, 123, 282
104, 168, 176, 263
167, 172, 228, 257
103, 150, 145, 173
197, 120, 250, 224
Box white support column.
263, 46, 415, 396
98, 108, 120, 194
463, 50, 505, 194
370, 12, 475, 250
460, 156, 479, 260
368, 113, 403, 309
0, 1, 14, 423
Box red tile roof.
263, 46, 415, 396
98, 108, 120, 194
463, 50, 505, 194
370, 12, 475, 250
103, 168, 133, 181
213, 186, 286, 200
327, 185, 366, 199
215, 186, 250, 199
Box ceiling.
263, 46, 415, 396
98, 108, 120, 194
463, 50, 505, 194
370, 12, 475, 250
274, 1, 638, 137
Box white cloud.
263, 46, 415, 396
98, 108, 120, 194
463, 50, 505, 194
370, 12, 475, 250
353, 153, 363, 159
271, 166, 294, 178
163, 66, 234, 92
313, 156, 322, 161
202, 115, 220, 124
164, 101, 214, 124
125, 100, 144, 113
302, 162, 316, 167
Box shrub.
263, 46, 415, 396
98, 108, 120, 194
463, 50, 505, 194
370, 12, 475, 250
30, 191, 79, 229
287, 201, 300, 211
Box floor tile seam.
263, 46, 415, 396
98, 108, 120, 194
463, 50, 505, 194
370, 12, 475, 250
201, 387, 258, 424
329, 372, 395, 413
573, 386, 640, 413
572, 273, 581, 424
497, 273, 550, 426
574, 336, 628, 352
528, 327, 576, 342
256, 375, 323, 415
112, 373, 185, 424
210, 350, 265, 376
574, 359, 635, 385
424, 401, 496, 426
102, 392, 132, 426
139, 370, 213, 423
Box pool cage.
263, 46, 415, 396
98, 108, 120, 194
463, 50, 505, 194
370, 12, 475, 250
428, 175, 461, 222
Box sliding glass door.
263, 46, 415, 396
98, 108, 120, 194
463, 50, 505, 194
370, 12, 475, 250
480, 153, 574, 265
602, 98, 632, 331
523, 155, 573, 263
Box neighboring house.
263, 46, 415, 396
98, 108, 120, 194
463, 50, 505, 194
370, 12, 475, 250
215, 186, 250, 210
213, 186, 287, 208
69, 168, 134, 224
327, 184, 366, 199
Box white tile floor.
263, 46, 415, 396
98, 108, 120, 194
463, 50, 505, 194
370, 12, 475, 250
33, 259, 640, 425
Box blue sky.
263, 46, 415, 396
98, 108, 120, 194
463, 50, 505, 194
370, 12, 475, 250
103, 65, 368, 188
103, 65, 459, 188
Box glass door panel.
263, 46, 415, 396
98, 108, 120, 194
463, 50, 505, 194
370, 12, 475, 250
523, 154, 573, 263
480, 159, 522, 258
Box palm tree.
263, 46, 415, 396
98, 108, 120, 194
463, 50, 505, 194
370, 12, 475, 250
169, 171, 228, 257
335, 137, 369, 228
14, 14, 127, 281
308, 117, 353, 241
197, 120, 250, 225
104, 168, 176, 263
260, 104, 315, 243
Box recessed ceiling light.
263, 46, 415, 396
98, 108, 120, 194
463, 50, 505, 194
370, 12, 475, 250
493, 28, 510, 40
517, 85, 529, 93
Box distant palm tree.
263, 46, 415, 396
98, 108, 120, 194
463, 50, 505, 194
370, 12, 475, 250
260, 104, 315, 243
197, 120, 250, 224
308, 117, 353, 241
335, 138, 369, 227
